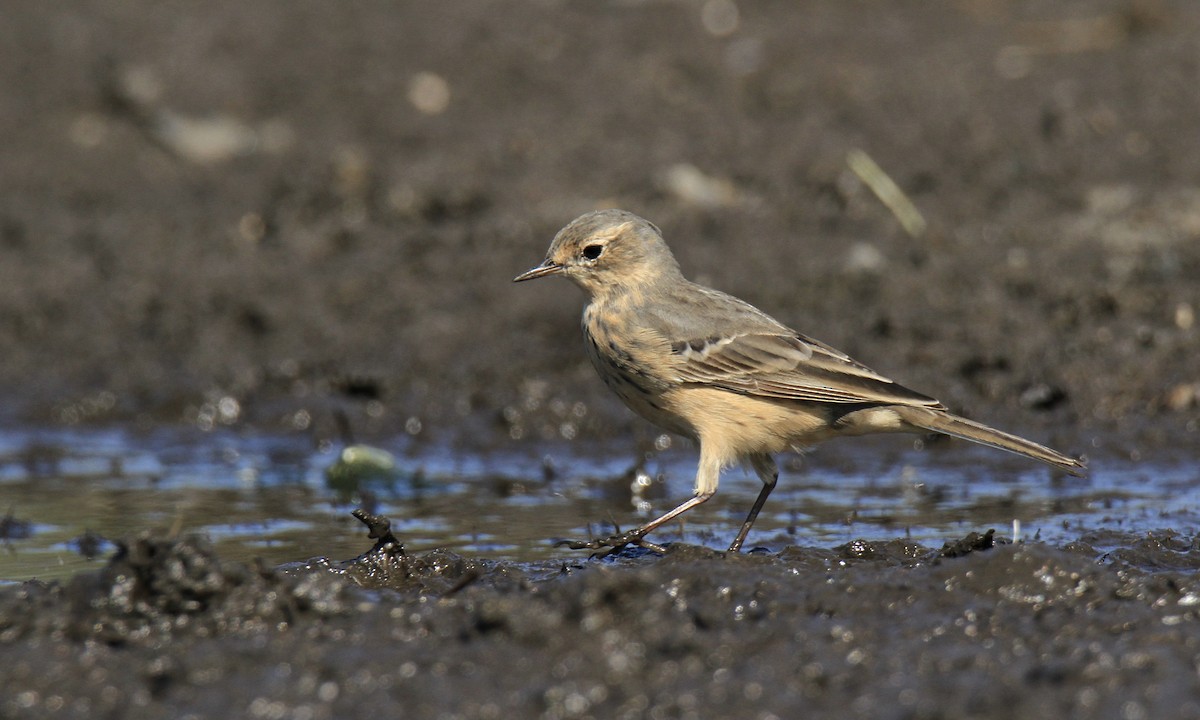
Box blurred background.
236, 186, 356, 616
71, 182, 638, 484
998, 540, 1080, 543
1, 0, 1196, 453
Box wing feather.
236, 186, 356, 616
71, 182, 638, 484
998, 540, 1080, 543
642, 282, 942, 408
670, 331, 942, 407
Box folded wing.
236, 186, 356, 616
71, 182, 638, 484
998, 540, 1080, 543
669, 330, 944, 408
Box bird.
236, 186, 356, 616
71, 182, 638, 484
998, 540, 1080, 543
514, 209, 1086, 554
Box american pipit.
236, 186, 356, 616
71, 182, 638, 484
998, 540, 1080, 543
515, 209, 1085, 554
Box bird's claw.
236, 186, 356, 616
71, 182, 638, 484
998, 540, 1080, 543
557, 527, 665, 558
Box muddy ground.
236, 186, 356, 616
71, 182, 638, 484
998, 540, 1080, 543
2, 1, 1200, 718
3, 523, 1200, 720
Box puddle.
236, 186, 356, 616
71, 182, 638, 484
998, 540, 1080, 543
0, 426, 1196, 581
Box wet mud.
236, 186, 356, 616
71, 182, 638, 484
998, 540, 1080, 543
2, 1, 1200, 717
4, 519, 1200, 719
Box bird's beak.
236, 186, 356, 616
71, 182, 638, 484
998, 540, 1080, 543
513, 259, 563, 282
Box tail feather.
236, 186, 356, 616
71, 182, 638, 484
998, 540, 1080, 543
892, 406, 1087, 476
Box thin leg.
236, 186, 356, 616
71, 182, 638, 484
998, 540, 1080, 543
727, 454, 778, 553
562, 491, 714, 554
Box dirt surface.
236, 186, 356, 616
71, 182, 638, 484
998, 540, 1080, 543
4, 522, 1200, 719
3, 1, 1200, 718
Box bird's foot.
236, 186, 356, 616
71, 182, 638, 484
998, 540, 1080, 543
557, 527, 666, 558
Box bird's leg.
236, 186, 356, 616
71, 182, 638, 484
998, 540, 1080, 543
727, 454, 778, 553
561, 491, 714, 555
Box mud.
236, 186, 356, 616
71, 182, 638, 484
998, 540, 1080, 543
2, 1, 1200, 718
3, 521, 1200, 719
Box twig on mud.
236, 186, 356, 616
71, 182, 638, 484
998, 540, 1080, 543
441, 568, 481, 597
350, 508, 410, 579
846, 148, 927, 239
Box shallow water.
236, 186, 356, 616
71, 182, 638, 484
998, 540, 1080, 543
0, 425, 1195, 581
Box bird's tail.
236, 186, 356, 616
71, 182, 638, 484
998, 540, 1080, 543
892, 405, 1087, 476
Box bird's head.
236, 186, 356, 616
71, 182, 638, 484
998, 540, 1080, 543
514, 209, 682, 300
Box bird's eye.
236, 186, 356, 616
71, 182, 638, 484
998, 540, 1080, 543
582, 244, 604, 260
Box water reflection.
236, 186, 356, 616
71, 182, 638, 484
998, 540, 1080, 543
0, 426, 1195, 581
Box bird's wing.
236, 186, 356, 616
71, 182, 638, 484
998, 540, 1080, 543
668, 330, 944, 407
639, 282, 943, 407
